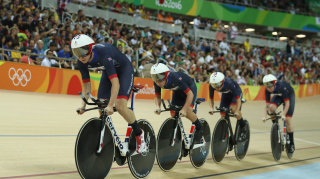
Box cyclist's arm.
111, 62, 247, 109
264, 89, 271, 118
81, 82, 91, 109
154, 82, 161, 109
78, 62, 91, 109
108, 77, 120, 108
209, 85, 214, 110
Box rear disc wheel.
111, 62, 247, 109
128, 119, 156, 178
271, 123, 282, 162
235, 120, 250, 161
190, 118, 211, 168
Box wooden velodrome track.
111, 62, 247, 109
0, 89, 320, 179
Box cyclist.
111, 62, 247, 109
150, 63, 203, 145
262, 74, 295, 153
71, 34, 147, 154
208, 72, 248, 141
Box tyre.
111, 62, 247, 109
211, 118, 229, 163
156, 118, 182, 171
75, 117, 114, 179
235, 120, 250, 161
270, 123, 282, 162
190, 118, 211, 168
128, 119, 157, 178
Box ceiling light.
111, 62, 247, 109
279, 37, 287, 41
189, 21, 194, 25
245, 28, 255, 32
224, 25, 229, 28
296, 34, 306, 38
171, 24, 175, 26
272, 32, 278, 35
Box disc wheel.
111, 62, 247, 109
156, 118, 182, 171
235, 120, 250, 161
75, 117, 114, 179
190, 118, 211, 168
271, 123, 282, 162
127, 119, 157, 178
211, 118, 229, 163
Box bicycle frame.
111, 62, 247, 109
171, 102, 206, 150
275, 120, 289, 146
97, 89, 140, 157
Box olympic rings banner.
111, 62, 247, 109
0, 62, 320, 101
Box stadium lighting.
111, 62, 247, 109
171, 24, 175, 26
279, 37, 287, 41
224, 25, 229, 28
272, 32, 278, 35
189, 21, 194, 24
296, 34, 306, 38
245, 28, 255, 32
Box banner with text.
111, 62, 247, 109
0, 62, 319, 101
121, 0, 320, 32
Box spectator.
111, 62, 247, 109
2, 11, 14, 28
193, 15, 201, 29
205, 51, 214, 64
219, 37, 230, 56
10, 42, 21, 62
181, 33, 189, 47
41, 50, 57, 67
20, 47, 34, 64
198, 51, 205, 64
28, 39, 38, 61
139, 59, 146, 69
45, 41, 58, 57
3, 35, 12, 61
157, 10, 164, 22
58, 43, 70, 58
174, 16, 183, 25
165, 12, 173, 24
244, 39, 250, 52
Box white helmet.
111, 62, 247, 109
210, 72, 225, 88
150, 63, 170, 82
263, 74, 277, 88
71, 34, 95, 58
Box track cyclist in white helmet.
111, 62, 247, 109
208, 72, 248, 141
71, 34, 147, 154
150, 63, 204, 146
262, 74, 295, 154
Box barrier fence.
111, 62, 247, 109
1, 61, 319, 101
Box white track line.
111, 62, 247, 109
250, 128, 320, 146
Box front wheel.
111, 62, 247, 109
190, 118, 211, 168
75, 117, 114, 179
156, 118, 182, 171
128, 119, 157, 178
271, 123, 282, 162
211, 118, 229, 163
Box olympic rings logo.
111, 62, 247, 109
8, 68, 31, 87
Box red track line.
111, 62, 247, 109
1, 146, 319, 179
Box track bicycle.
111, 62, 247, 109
75, 85, 156, 179
210, 99, 250, 163
266, 110, 293, 162
156, 98, 211, 171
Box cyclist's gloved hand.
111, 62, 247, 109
104, 105, 114, 116
262, 117, 266, 123
154, 109, 161, 115
179, 109, 187, 117
76, 107, 85, 115
281, 115, 286, 121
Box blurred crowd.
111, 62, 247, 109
0, 0, 319, 86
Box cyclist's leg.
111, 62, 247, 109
285, 95, 295, 146
219, 93, 232, 118
270, 95, 282, 123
